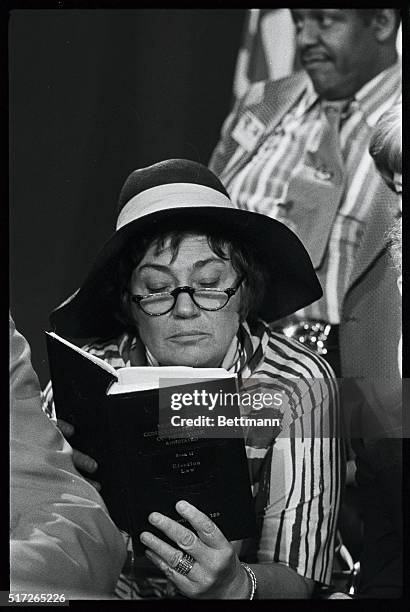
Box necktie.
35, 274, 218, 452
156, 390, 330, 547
280, 99, 351, 269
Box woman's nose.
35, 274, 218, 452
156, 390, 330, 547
172, 291, 199, 318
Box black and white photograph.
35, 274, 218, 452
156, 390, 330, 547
8, 6, 404, 602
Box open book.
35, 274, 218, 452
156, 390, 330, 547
45, 332, 257, 554
46, 331, 234, 395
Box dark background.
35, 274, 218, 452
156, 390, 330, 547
9, 9, 246, 385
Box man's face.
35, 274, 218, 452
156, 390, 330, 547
128, 234, 242, 367
291, 9, 379, 100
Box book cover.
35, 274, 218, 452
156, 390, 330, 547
45, 332, 257, 555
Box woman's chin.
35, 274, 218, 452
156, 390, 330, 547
159, 349, 220, 369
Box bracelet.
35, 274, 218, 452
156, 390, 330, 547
240, 562, 257, 600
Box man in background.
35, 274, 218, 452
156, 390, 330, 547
210, 8, 401, 384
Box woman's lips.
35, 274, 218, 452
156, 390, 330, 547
168, 332, 210, 342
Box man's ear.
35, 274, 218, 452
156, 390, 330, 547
371, 9, 399, 43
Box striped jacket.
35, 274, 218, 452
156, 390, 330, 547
43, 319, 343, 594
209, 63, 401, 325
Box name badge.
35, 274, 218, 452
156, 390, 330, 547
304, 152, 338, 185
232, 112, 265, 152
314, 165, 334, 182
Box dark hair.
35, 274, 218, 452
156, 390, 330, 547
113, 224, 267, 331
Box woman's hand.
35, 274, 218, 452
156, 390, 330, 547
56, 419, 101, 491
140, 500, 250, 599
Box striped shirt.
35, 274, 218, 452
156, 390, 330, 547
220, 62, 401, 323
43, 319, 342, 596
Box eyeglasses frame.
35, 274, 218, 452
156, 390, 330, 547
128, 279, 243, 316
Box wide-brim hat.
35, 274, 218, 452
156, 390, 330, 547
50, 159, 322, 338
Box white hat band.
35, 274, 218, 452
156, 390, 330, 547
116, 183, 233, 230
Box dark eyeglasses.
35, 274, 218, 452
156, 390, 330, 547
129, 279, 242, 316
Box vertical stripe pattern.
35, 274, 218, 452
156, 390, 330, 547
220, 63, 401, 323
43, 321, 341, 592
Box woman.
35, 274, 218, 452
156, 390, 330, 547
44, 159, 342, 599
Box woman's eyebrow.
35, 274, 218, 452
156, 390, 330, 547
193, 258, 226, 269
137, 263, 173, 273
138, 258, 226, 273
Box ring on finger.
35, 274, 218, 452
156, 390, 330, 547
174, 552, 195, 576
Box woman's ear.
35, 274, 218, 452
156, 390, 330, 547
371, 9, 399, 43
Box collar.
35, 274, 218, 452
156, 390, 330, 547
220, 320, 271, 380
303, 77, 320, 113
350, 61, 401, 127
146, 346, 159, 367
302, 60, 401, 127
118, 332, 147, 366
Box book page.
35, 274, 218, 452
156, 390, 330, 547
108, 366, 235, 394
46, 331, 118, 378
